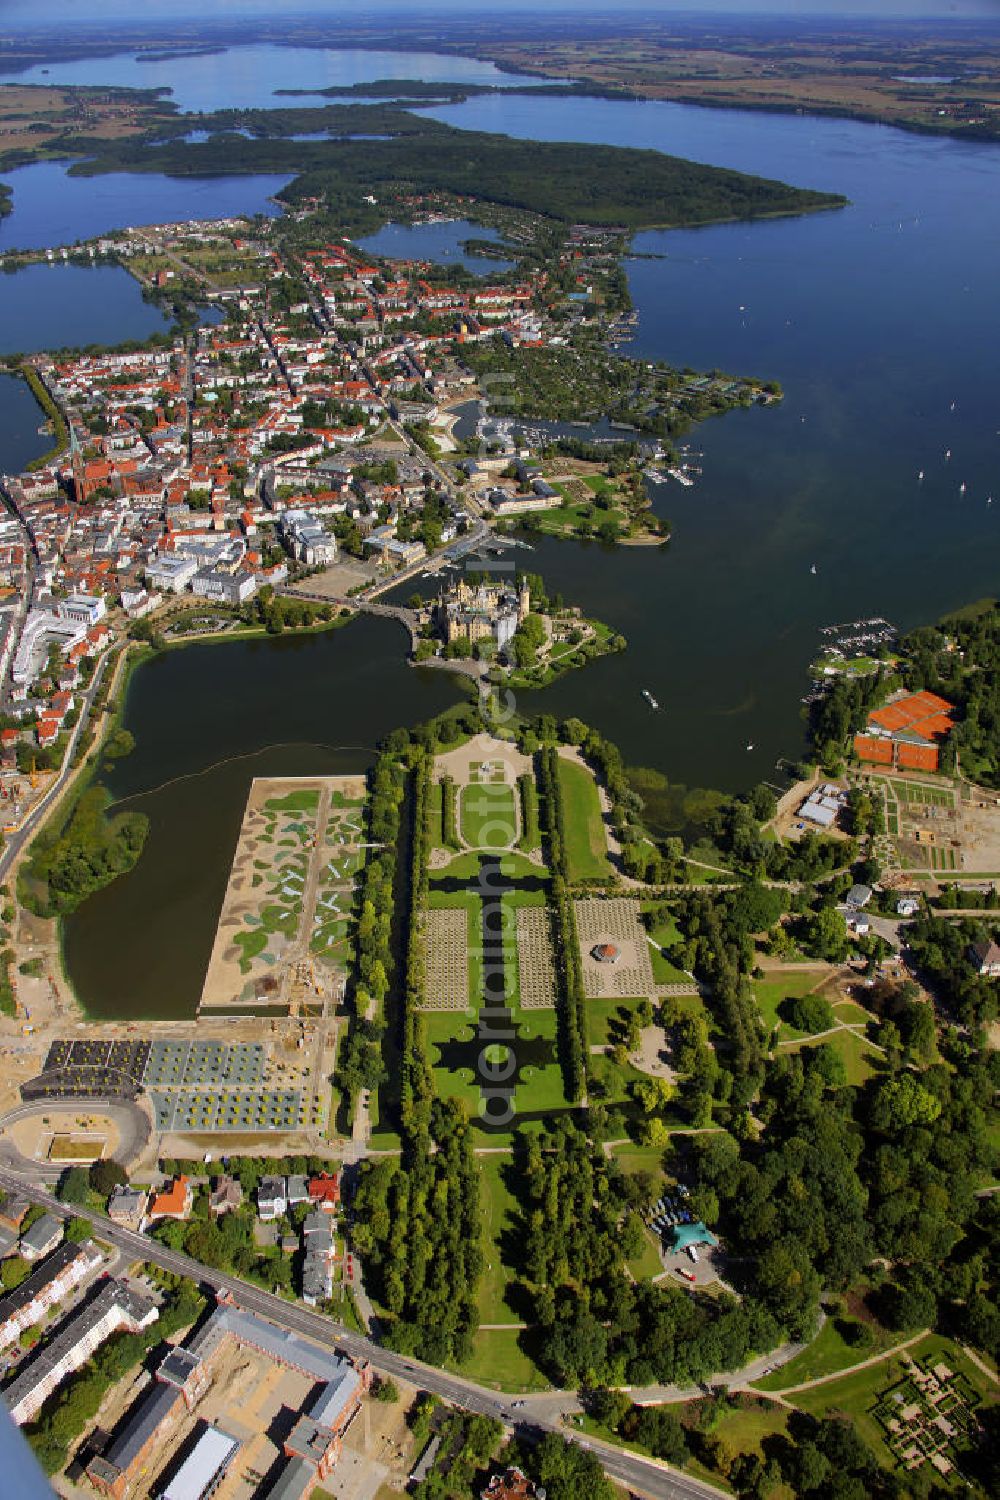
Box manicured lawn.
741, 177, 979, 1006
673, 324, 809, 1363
556, 756, 611, 882
754, 1313, 909, 1392
455, 1328, 550, 1392
588, 1047, 652, 1104
790, 1333, 996, 1472
426, 779, 443, 848
433, 849, 546, 882
586, 995, 649, 1047
460, 782, 518, 849
832, 999, 875, 1026
753, 971, 824, 1040
265, 789, 319, 811
627, 1226, 666, 1282
477, 1154, 525, 1324
425, 1007, 568, 1127
609, 1141, 671, 1187
782, 1027, 882, 1086
706, 1400, 791, 1456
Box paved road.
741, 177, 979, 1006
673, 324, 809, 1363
0, 1164, 725, 1500
0, 1097, 151, 1180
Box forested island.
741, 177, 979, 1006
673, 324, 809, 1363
46, 100, 844, 233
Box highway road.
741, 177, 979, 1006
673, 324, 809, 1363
0, 1163, 726, 1500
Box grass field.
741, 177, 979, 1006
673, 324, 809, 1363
790, 1333, 996, 1472
609, 1141, 672, 1186
753, 971, 824, 1039
557, 755, 611, 882
460, 781, 518, 848
456, 1328, 551, 1392
476, 1154, 525, 1324
781, 1026, 883, 1086
890, 779, 954, 808
754, 1313, 909, 1392
424, 1006, 568, 1127
586, 995, 650, 1047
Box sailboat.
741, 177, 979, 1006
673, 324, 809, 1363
960, 482, 967, 495
945, 449, 952, 461
918, 470, 924, 482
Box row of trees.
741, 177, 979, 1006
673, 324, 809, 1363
517, 771, 540, 850
335, 750, 404, 1120
353, 1097, 481, 1365
679, 894, 765, 1110
538, 744, 588, 1100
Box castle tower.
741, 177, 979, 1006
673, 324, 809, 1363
518, 580, 531, 622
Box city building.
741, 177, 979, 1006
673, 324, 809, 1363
190, 566, 257, 606
285, 1174, 310, 1208
481, 1467, 545, 1500
434, 577, 530, 653
5, 1279, 158, 1425
969, 938, 1000, 978
147, 1175, 193, 1222
307, 1173, 341, 1212
107, 1185, 148, 1228
257, 1175, 287, 1221
301, 1213, 335, 1307
19, 1212, 63, 1262
88, 1297, 369, 1498
280, 509, 339, 566
208, 1175, 243, 1217
87, 1382, 186, 1498
0, 1240, 102, 1350
145, 555, 200, 594
160, 1425, 240, 1500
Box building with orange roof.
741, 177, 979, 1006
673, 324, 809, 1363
854, 690, 955, 774
147, 1176, 192, 1222
308, 1173, 341, 1212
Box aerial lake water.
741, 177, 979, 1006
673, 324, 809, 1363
356, 220, 515, 276
0, 261, 170, 354
0, 44, 554, 114
0, 43, 997, 1013
0, 158, 291, 254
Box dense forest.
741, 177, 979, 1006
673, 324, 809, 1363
352, 1097, 482, 1365
68, 110, 845, 231
20, 784, 148, 918
900, 605, 1000, 786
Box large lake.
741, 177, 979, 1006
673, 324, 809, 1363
0, 159, 290, 253
0, 45, 555, 114
0, 43, 997, 1012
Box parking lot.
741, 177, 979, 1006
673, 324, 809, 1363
143, 1040, 266, 1089
148, 1087, 306, 1134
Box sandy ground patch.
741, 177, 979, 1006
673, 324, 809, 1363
9, 1110, 120, 1163
199, 775, 366, 1012
434, 733, 533, 789
630, 1024, 676, 1081
286, 557, 380, 599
